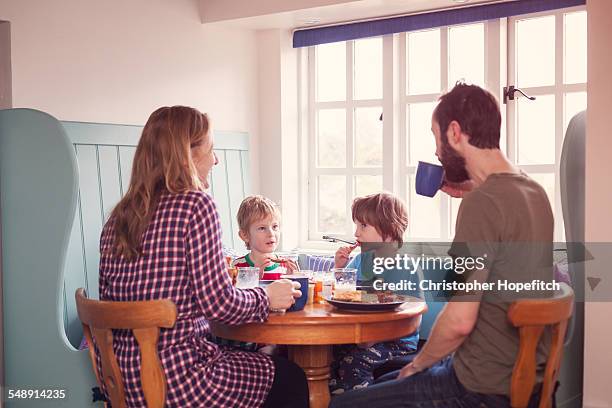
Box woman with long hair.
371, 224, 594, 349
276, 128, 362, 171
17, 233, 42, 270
97, 106, 309, 407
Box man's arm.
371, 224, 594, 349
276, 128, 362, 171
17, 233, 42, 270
398, 268, 488, 378
399, 188, 500, 378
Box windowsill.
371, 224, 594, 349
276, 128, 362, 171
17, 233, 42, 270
294, 241, 343, 255
296, 240, 452, 256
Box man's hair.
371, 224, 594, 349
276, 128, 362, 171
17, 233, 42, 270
237, 195, 281, 233
433, 83, 501, 149
351, 193, 408, 245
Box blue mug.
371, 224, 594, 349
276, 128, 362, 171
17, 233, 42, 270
415, 161, 445, 197
282, 274, 309, 312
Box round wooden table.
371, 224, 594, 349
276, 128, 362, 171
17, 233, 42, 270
211, 300, 427, 408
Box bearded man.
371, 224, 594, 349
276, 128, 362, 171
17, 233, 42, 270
330, 83, 554, 408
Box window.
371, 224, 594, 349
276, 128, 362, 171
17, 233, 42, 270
308, 38, 384, 237
403, 23, 487, 240
508, 9, 587, 241
304, 6, 586, 246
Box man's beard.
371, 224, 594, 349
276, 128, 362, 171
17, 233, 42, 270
440, 141, 470, 183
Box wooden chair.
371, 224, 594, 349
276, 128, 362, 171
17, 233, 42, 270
75, 288, 177, 408
508, 282, 574, 408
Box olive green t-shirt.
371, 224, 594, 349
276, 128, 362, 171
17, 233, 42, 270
450, 172, 554, 396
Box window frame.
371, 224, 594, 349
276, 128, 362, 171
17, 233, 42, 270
299, 5, 586, 249
306, 40, 386, 243
507, 5, 587, 242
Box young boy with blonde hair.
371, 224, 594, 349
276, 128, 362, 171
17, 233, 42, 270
233, 195, 298, 276
330, 192, 421, 394
214, 195, 298, 353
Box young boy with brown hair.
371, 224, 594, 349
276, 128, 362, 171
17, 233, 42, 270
330, 192, 422, 394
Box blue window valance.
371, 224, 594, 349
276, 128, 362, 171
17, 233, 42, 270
293, 0, 585, 48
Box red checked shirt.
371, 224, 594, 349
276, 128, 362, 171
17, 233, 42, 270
97, 191, 274, 407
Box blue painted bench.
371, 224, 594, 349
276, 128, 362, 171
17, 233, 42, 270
0, 108, 252, 407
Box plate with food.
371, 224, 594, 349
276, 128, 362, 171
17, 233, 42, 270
324, 290, 410, 312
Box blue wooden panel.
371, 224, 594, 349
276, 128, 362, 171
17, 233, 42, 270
210, 150, 233, 248
208, 168, 215, 198
74, 145, 103, 300
98, 145, 123, 219
62, 120, 141, 146
2, 112, 254, 407
1, 109, 97, 406
63, 194, 88, 347
226, 150, 246, 250
64, 120, 249, 150
213, 131, 250, 150
118, 146, 136, 194
241, 150, 252, 195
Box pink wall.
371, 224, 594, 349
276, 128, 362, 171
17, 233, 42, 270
584, 0, 612, 407
199, 0, 361, 23
0, 21, 10, 109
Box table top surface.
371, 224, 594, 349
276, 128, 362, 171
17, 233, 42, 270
259, 299, 427, 325
210, 299, 427, 345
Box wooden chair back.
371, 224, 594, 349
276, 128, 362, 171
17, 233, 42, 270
508, 282, 574, 408
75, 288, 177, 408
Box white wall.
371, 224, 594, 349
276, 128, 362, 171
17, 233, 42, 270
256, 30, 282, 206
584, 1, 612, 407
0, 0, 261, 191
256, 29, 300, 250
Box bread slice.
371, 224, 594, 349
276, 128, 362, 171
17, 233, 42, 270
333, 289, 363, 302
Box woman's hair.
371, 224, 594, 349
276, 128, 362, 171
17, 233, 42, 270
237, 195, 281, 250
109, 106, 210, 259
351, 192, 408, 245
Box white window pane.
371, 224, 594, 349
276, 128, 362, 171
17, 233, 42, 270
408, 102, 438, 165
564, 11, 587, 84
318, 175, 346, 233
317, 109, 346, 168
354, 107, 383, 167
407, 29, 441, 95
448, 23, 484, 87
354, 38, 382, 100
408, 176, 441, 238
517, 16, 555, 88
316, 43, 346, 102
529, 172, 555, 217
354, 175, 383, 197
449, 197, 462, 239
517, 94, 555, 165
564, 92, 587, 135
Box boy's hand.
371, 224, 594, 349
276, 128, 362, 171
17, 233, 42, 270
334, 245, 357, 268
260, 257, 300, 275
283, 259, 300, 274
257, 258, 275, 278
